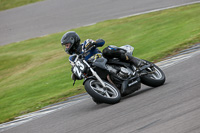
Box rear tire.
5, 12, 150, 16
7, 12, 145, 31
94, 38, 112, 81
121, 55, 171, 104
85, 79, 121, 104
140, 62, 165, 87
92, 98, 102, 104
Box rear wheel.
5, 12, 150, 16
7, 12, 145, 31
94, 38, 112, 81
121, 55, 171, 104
85, 79, 121, 104
140, 62, 165, 87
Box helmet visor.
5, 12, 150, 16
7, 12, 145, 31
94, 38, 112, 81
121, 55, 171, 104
62, 43, 72, 54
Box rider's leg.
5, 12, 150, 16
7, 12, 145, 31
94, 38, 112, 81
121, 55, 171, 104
123, 53, 146, 68
102, 46, 145, 68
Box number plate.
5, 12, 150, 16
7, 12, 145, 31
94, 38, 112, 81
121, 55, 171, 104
72, 59, 87, 79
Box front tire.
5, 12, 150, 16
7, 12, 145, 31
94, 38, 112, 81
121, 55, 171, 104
85, 79, 121, 104
140, 62, 165, 87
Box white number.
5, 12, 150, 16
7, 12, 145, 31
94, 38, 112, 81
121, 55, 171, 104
73, 61, 85, 78
73, 66, 82, 77
76, 61, 84, 70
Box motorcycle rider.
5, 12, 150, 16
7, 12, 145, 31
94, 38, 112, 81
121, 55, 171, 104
61, 31, 105, 67
61, 31, 145, 79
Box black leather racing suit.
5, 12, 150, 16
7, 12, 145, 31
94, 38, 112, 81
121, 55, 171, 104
102, 46, 141, 67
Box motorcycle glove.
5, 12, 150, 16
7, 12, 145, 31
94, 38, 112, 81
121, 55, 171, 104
85, 39, 96, 50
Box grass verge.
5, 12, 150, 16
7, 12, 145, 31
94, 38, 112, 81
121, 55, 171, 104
0, 3, 200, 123
0, 0, 42, 11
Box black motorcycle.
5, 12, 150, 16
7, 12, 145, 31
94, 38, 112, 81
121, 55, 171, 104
71, 45, 165, 104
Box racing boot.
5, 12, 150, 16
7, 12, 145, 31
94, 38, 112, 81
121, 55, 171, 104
124, 53, 147, 68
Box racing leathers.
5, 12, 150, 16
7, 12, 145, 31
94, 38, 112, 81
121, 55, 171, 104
102, 46, 144, 68
69, 39, 105, 65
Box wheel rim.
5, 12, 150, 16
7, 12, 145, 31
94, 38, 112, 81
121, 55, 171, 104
146, 67, 162, 80
90, 80, 119, 99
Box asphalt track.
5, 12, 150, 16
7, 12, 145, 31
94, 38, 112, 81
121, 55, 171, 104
0, 0, 199, 46
1, 0, 200, 133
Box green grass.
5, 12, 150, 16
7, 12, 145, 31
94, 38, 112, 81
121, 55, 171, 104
0, 0, 42, 11
0, 4, 200, 123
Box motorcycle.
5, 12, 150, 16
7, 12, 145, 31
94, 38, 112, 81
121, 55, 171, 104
71, 45, 165, 104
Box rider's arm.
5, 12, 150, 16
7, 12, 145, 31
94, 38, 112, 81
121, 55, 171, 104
84, 39, 105, 50
95, 39, 105, 47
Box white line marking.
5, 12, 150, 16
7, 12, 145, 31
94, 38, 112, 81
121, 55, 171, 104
118, 1, 200, 19
83, 23, 97, 27
0, 98, 88, 132
156, 50, 200, 69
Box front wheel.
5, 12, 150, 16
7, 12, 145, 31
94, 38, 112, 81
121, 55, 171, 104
84, 79, 121, 104
140, 62, 165, 87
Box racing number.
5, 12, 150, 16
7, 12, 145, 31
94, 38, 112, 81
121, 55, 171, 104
73, 61, 85, 78
76, 61, 84, 70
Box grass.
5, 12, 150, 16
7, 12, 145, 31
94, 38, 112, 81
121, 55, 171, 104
0, 3, 200, 123
0, 0, 42, 11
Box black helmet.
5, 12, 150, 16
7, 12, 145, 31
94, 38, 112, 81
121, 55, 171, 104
61, 31, 81, 55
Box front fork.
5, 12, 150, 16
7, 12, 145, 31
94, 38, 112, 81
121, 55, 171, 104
83, 60, 106, 87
